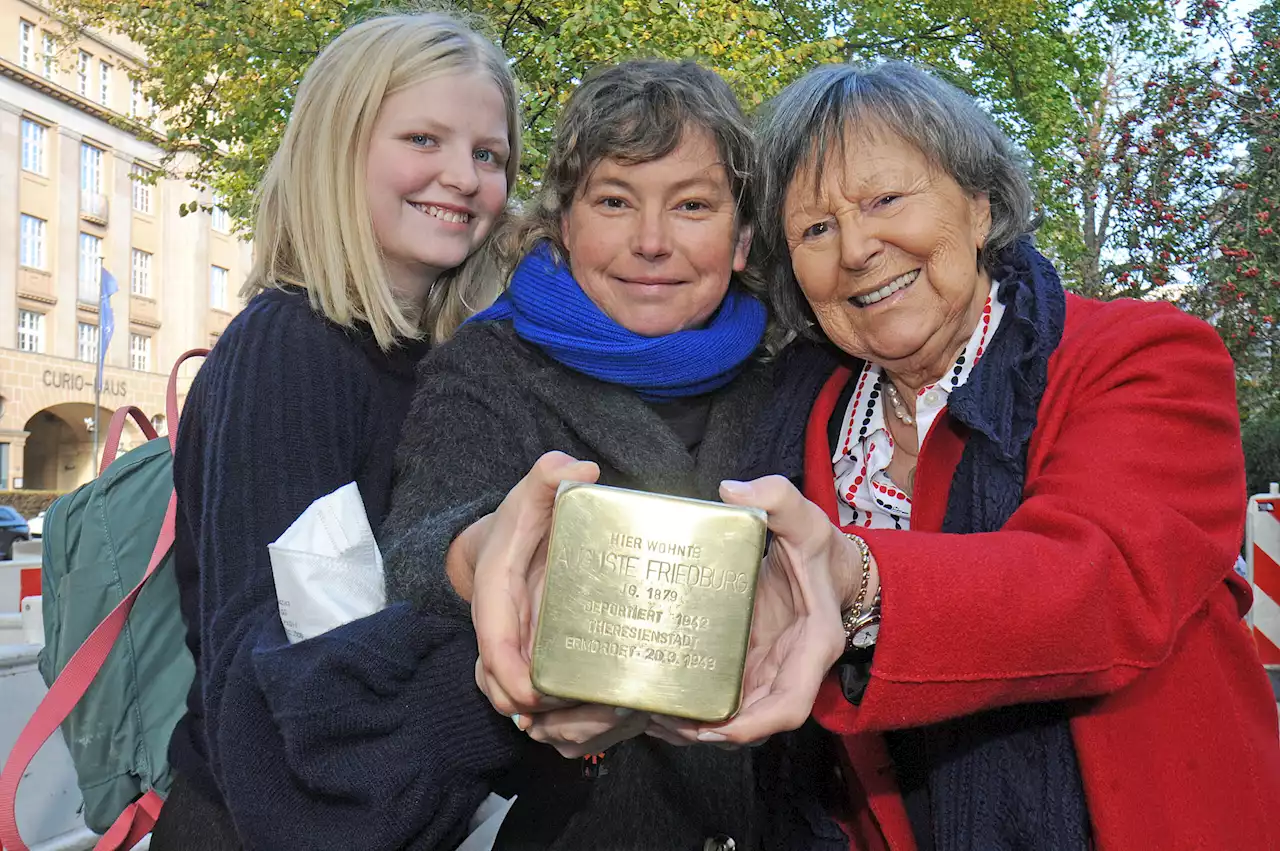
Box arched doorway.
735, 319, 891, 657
22, 404, 144, 490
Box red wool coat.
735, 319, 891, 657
802, 294, 1280, 850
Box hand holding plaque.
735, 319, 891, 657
530, 481, 768, 722
467, 458, 854, 750
650, 475, 854, 747
468, 453, 660, 758
470, 452, 602, 719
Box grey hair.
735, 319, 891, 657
754, 61, 1036, 341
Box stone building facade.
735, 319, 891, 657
1, 0, 250, 489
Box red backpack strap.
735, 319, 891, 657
93, 789, 165, 851
0, 348, 206, 851
167, 348, 209, 454
0, 493, 177, 851
100, 406, 159, 476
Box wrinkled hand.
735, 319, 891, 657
651, 475, 865, 747
471, 452, 599, 719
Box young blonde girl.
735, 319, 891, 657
151, 13, 520, 849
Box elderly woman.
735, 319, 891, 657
381, 60, 846, 850
653, 61, 1280, 850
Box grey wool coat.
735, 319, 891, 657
380, 319, 779, 851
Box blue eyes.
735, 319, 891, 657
407, 134, 503, 166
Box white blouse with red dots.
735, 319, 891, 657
832, 280, 1006, 529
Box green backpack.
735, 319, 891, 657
0, 349, 206, 851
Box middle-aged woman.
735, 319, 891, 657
654, 61, 1280, 850
382, 60, 850, 850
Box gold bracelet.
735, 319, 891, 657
843, 532, 872, 616
841, 533, 881, 652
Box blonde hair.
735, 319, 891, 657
242, 12, 521, 349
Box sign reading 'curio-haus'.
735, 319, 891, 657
42, 369, 128, 397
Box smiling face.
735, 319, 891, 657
784, 127, 992, 384
365, 72, 511, 302
559, 128, 751, 337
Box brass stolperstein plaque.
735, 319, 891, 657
531, 483, 766, 722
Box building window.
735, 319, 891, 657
99, 61, 110, 107
81, 143, 103, 195
210, 265, 229, 310
20, 215, 46, 269
79, 232, 103, 301
211, 201, 230, 234
18, 310, 44, 354
77, 50, 90, 97
21, 119, 46, 175
130, 78, 142, 118
41, 33, 55, 80
131, 248, 152, 296
77, 322, 100, 363
19, 20, 34, 69
129, 333, 151, 371
131, 164, 153, 213
81, 144, 108, 222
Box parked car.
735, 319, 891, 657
0, 506, 30, 559
27, 510, 45, 539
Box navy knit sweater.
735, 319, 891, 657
169, 287, 517, 849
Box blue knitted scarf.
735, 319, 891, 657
469, 243, 767, 400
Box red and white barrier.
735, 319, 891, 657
1245, 487, 1280, 668
0, 543, 42, 647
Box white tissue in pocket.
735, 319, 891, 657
268, 482, 387, 644
457, 794, 516, 851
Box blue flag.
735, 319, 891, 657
97, 268, 118, 393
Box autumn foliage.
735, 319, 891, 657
52, 0, 1280, 415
